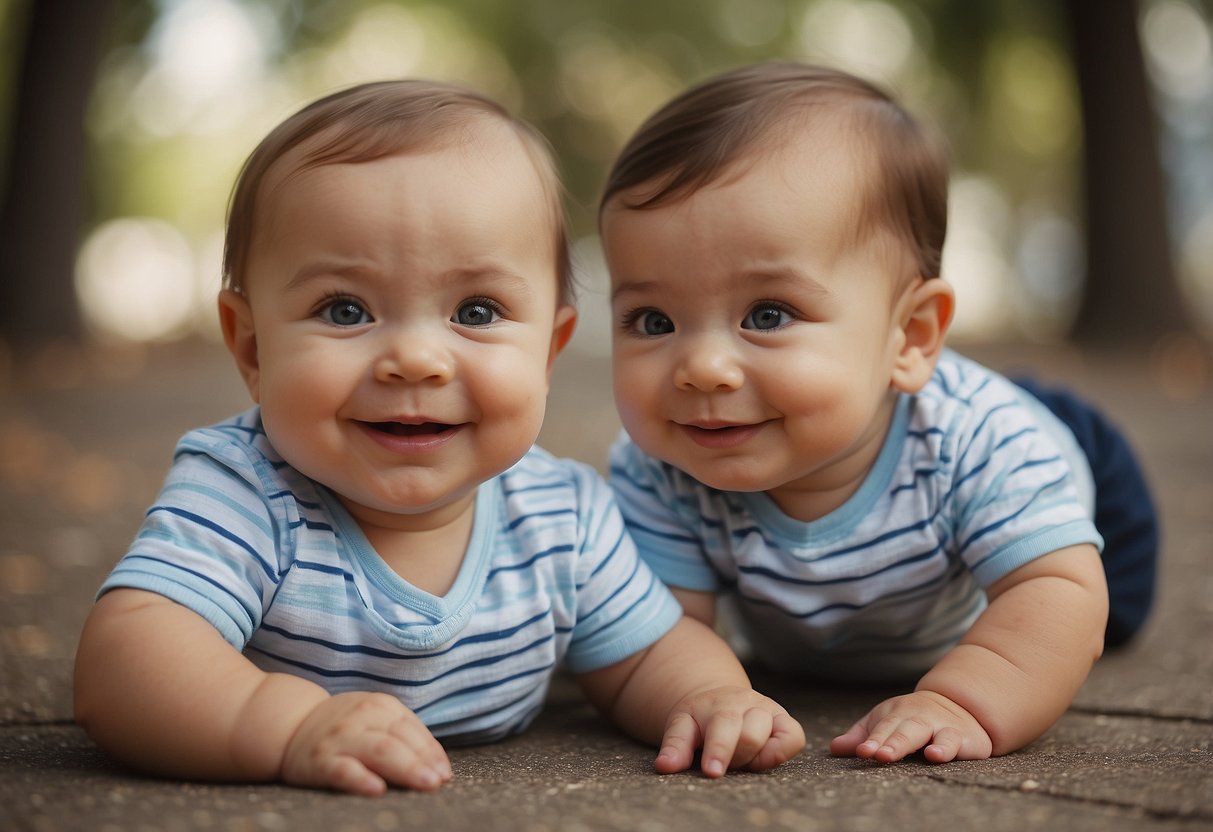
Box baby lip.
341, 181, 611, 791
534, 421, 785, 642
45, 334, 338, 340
366, 420, 457, 436
678, 419, 765, 449
682, 419, 748, 430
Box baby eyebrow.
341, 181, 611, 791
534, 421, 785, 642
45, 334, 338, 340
283, 262, 537, 297
610, 279, 661, 302
284, 260, 369, 293
741, 267, 831, 298
610, 269, 830, 301
443, 267, 536, 297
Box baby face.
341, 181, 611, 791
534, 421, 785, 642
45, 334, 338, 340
601, 137, 920, 519
223, 128, 574, 530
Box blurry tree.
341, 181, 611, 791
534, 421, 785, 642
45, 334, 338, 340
1063, 0, 1192, 342
0, 0, 1206, 352
0, 0, 116, 352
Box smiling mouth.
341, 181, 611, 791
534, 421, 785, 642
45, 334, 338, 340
356, 420, 465, 452
679, 421, 766, 449
366, 421, 457, 437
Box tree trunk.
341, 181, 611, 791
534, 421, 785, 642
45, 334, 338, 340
1063, 0, 1192, 343
0, 0, 113, 353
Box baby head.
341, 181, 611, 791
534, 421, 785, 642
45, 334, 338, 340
599, 63, 954, 517
224, 79, 573, 301
218, 80, 577, 526
601, 61, 949, 285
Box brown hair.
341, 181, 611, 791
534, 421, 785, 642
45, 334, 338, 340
223, 80, 573, 301
599, 62, 949, 279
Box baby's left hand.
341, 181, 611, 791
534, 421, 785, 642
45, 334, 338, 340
656, 686, 805, 777
829, 689, 993, 763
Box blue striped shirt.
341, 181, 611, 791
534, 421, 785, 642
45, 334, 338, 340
100, 409, 682, 744
609, 351, 1102, 683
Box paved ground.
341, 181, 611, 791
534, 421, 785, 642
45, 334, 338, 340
1, 336, 1210, 831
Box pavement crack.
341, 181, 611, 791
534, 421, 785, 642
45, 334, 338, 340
1067, 704, 1213, 725
0, 718, 77, 730
918, 770, 1213, 822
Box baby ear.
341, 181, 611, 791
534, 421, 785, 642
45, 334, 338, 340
891, 278, 954, 394
546, 305, 578, 377
217, 288, 261, 402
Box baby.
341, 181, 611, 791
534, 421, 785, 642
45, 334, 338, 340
74, 79, 804, 795
598, 62, 1157, 763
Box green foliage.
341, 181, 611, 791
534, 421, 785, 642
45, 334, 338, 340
80, 0, 1088, 240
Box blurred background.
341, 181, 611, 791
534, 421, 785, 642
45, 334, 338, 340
1, 1, 1212, 716
1, 0, 1211, 372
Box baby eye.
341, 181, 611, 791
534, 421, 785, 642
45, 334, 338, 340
742, 303, 793, 331
321, 298, 372, 327
624, 309, 674, 336
453, 299, 501, 326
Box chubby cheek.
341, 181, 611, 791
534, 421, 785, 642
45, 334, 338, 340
612, 365, 662, 438
781, 374, 887, 453
472, 355, 551, 437
616, 398, 678, 473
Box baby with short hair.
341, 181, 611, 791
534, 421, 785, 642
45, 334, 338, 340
600, 62, 1157, 763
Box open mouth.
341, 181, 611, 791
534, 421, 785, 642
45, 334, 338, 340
366, 421, 456, 437
679, 421, 765, 449
356, 419, 465, 453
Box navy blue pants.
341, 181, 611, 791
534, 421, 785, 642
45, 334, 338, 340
1013, 377, 1159, 648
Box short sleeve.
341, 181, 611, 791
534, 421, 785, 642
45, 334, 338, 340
561, 461, 682, 674
946, 380, 1103, 587
607, 433, 721, 592
97, 426, 286, 648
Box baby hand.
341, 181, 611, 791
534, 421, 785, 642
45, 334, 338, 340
829, 689, 993, 763
656, 686, 805, 777
281, 692, 452, 795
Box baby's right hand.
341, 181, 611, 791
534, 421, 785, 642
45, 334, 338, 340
281, 692, 451, 795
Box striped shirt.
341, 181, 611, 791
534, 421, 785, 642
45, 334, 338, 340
609, 351, 1102, 683
100, 409, 682, 744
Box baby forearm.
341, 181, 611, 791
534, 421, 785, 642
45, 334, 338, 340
917, 552, 1107, 754
75, 589, 327, 781
580, 616, 751, 743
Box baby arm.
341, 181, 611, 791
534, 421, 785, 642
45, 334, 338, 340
74, 589, 451, 795
830, 543, 1108, 762
670, 587, 718, 627
577, 615, 804, 777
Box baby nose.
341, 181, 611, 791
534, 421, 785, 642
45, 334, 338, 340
673, 339, 743, 392
373, 331, 455, 383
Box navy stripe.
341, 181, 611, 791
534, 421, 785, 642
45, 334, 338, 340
743, 568, 953, 621
258, 607, 553, 660
501, 480, 569, 497
627, 517, 703, 547
889, 467, 942, 497
145, 506, 279, 584
962, 473, 1070, 559
486, 543, 575, 581
294, 560, 352, 580
119, 554, 258, 626
413, 662, 555, 715
265, 489, 323, 510
608, 465, 656, 493
582, 526, 625, 585
506, 507, 574, 531
738, 542, 943, 586
248, 634, 554, 689
814, 515, 936, 561
572, 567, 662, 644
289, 517, 335, 532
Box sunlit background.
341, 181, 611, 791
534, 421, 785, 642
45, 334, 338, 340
3, 0, 1212, 355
